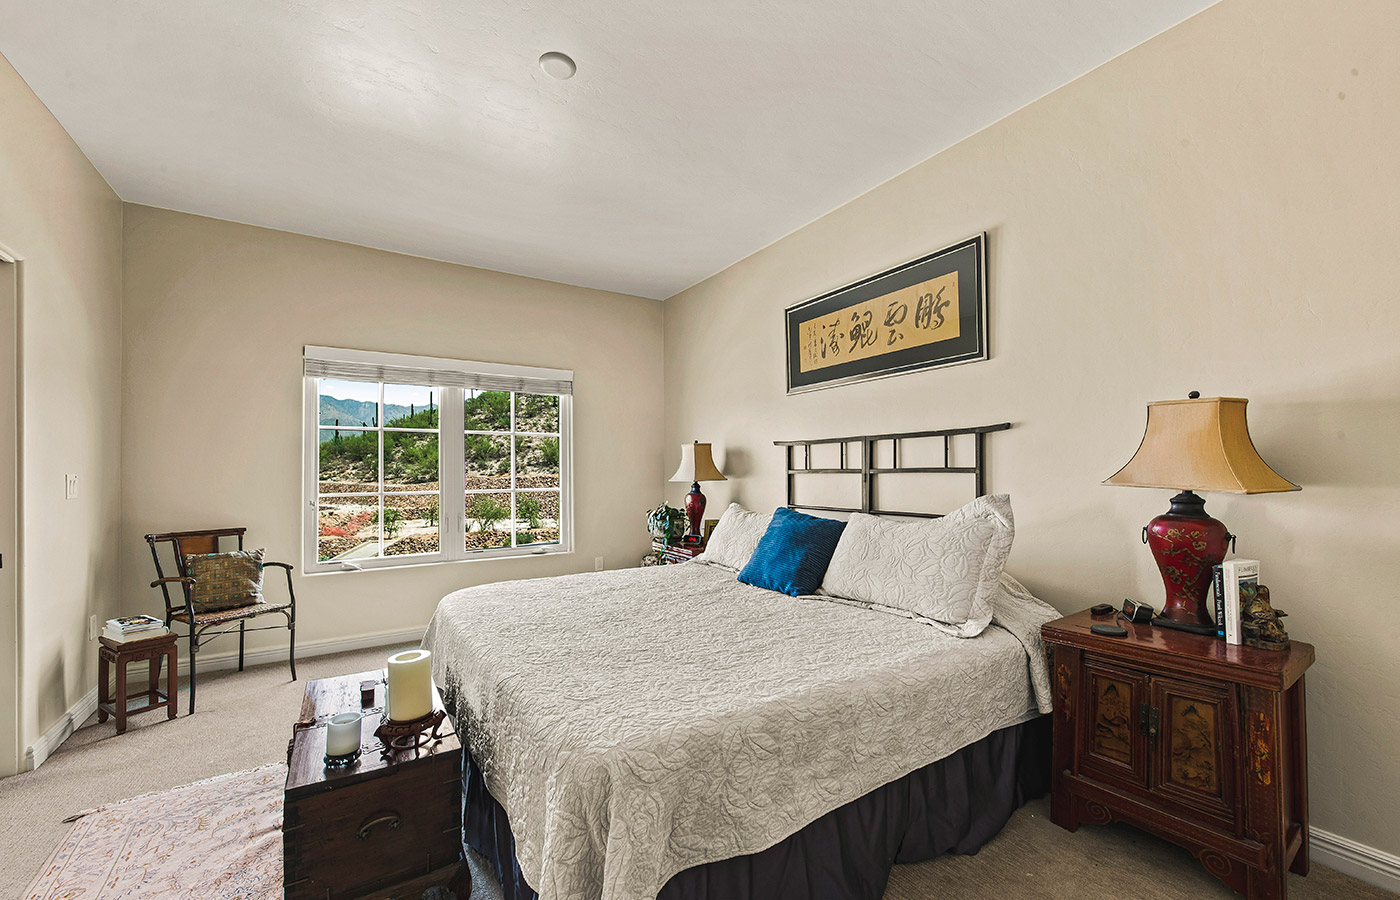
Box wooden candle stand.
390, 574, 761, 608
373, 709, 448, 754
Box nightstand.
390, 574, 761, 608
652, 539, 705, 565
1043, 609, 1313, 900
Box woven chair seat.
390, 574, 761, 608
172, 601, 292, 628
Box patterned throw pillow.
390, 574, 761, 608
185, 549, 266, 612
819, 495, 1015, 638
695, 503, 772, 571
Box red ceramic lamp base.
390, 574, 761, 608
1144, 490, 1232, 635
683, 483, 706, 543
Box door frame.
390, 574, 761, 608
0, 241, 21, 777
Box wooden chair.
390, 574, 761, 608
145, 527, 297, 714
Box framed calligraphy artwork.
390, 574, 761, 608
785, 234, 987, 394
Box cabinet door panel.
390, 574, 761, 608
1151, 676, 1237, 824
1079, 659, 1149, 788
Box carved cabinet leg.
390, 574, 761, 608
1049, 645, 1081, 832
1288, 676, 1309, 877
1243, 685, 1287, 900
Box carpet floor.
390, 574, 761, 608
0, 647, 1391, 900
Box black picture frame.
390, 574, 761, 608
784, 234, 987, 394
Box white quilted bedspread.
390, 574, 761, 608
423, 561, 1057, 900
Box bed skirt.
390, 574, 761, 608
462, 714, 1051, 900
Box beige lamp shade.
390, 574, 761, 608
1105, 396, 1298, 494
669, 441, 726, 484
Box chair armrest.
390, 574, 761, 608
151, 576, 195, 588
264, 562, 296, 619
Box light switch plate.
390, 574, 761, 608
88, 615, 97, 641
65, 474, 79, 500
594, 556, 604, 571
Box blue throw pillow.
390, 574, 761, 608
737, 507, 846, 596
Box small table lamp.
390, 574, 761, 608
1105, 393, 1298, 634
669, 441, 726, 543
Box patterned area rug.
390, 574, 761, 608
23, 764, 285, 900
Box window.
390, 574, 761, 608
303, 346, 573, 572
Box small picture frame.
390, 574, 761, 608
703, 518, 719, 541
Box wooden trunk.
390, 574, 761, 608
284, 670, 466, 900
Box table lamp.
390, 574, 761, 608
1105, 393, 1298, 634
669, 441, 726, 543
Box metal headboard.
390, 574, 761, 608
774, 423, 1011, 519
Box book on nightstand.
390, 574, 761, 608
1220, 558, 1260, 646
103, 614, 168, 642
1212, 565, 1227, 639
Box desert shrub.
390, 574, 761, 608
464, 391, 511, 430
517, 494, 543, 529
541, 437, 559, 468
384, 403, 439, 429
465, 434, 509, 475
469, 495, 509, 532
320, 429, 378, 480
387, 432, 438, 483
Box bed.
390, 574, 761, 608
422, 424, 1057, 900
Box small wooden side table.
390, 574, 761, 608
98, 632, 178, 733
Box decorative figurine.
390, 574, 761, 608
1239, 583, 1290, 651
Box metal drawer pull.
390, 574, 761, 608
357, 812, 402, 841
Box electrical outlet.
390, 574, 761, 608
594, 556, 604, 571
65, 474, 79, 500
88, 615, 97, 641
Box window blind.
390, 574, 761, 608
303, 346, 573, 396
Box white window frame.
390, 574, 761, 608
303, 346, 574, 574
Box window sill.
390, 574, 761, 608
303, 544, 573, 576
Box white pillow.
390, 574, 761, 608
696, 503, 772, 571
819, 494, 1015, 637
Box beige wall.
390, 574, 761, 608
0, 53, 125, 767
120, 206, 664, 662
664, 0, 1400, 856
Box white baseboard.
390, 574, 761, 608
1311, 827, 1400, 895
25, 686, 98, 772
23, 627, 422, 772
179, 626, 424, 675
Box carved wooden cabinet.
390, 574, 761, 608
1043, 609, 1313, 900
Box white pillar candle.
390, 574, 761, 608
326, 712, 362, 757
386, 649, 433, 722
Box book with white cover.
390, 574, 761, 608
1221, 559, 1260, 645
103, 624, 169, 642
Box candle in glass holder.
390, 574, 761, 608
325, 712, 362, 758
386, 649, 433, 722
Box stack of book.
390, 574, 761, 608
1213, 559, 1260, 645
103, 614, 169, 642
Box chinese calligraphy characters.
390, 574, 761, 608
797, 271, 960, 373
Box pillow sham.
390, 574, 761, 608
185, 548, 266, 612
737, 508, 846, 596
819, 494, 1014, 637
696, 503, 772, 571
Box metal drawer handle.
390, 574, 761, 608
357, 812, 402, 841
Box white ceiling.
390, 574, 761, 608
0, 1, 1216, 299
